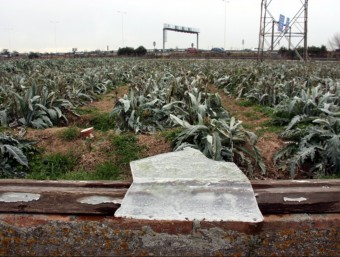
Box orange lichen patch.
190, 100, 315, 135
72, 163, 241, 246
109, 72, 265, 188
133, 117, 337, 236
121, 240, 128, 253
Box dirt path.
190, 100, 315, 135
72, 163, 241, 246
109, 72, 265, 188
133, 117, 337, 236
86, 86, 129, 113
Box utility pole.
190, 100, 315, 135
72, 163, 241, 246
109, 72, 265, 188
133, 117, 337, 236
117, 11, 127, 47
222, 0, 230, 50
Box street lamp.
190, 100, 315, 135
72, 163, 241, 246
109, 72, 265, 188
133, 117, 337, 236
222, 0, 230, 50
117, 11, 127, 47
50, 21, 59, 53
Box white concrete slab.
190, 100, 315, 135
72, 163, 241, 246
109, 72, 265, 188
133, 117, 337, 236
115, 148, 263, 222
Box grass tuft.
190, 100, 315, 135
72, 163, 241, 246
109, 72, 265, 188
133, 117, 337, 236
27, 152, 78, 180
110, 133, 144, 169
90, 112, 115, 132
61, 162, 120, 180
59, 126, 80, 141
160, 128, 183, 142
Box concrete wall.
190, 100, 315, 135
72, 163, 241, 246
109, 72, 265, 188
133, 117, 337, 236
0, 213, 339, 256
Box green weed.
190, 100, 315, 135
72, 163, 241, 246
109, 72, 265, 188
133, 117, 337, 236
90, 112, 115, 132
77, 106, 115, 131
244, 111, 261, 121
257, 120, 284, 134
27, 152, 78, 180
75, 106, 99, 115
110, 134, 144, 169
160, 128, 183, 142
59, 126, 80, 141
253, 105, 275, 117
315, 173, 340, 179
61, 162, 120, 180
237, 100, 254, 107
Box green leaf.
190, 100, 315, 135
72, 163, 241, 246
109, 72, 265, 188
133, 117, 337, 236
31, 118, 49, 129
119, 99, 131, 112
162, 101, 184, 110
325, 135, 340, 172
2, 144, 28, 166
188, 92, 197, 107
170, 114, 192, 129
286, 115, 307, 131
0, 110, 8, 127
47, 108, 58, 122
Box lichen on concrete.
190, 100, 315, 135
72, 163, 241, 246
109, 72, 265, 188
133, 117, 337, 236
0, 213, 339, 257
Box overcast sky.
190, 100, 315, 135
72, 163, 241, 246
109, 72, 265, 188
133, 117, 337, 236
1, 0, 339, 53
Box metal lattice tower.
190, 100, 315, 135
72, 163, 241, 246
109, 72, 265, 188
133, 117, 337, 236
258, 0, 309, 61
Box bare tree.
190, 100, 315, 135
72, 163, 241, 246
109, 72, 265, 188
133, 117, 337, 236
328, 32, 340, 50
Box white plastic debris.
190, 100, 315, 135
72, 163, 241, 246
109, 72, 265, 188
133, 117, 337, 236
0, 192, 40, 203
115, 148, 263, 222
283, 197, 307, 202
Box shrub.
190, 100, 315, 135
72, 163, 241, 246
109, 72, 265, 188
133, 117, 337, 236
28, 52, 40, 59
135, 46, 147, 56
117, 47, 135, 56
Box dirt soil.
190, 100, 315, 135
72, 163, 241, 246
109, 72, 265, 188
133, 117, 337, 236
23, 85, 286, 180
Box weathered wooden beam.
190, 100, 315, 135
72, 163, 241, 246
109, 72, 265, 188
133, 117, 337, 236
0, 179, 131, 188
0, 179, 339, 215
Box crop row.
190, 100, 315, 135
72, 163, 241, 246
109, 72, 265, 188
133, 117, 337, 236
1, 58, 339, 178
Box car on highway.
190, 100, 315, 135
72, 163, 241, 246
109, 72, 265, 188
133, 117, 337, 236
186, 48, 199, 54
211, 47, 224, 53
